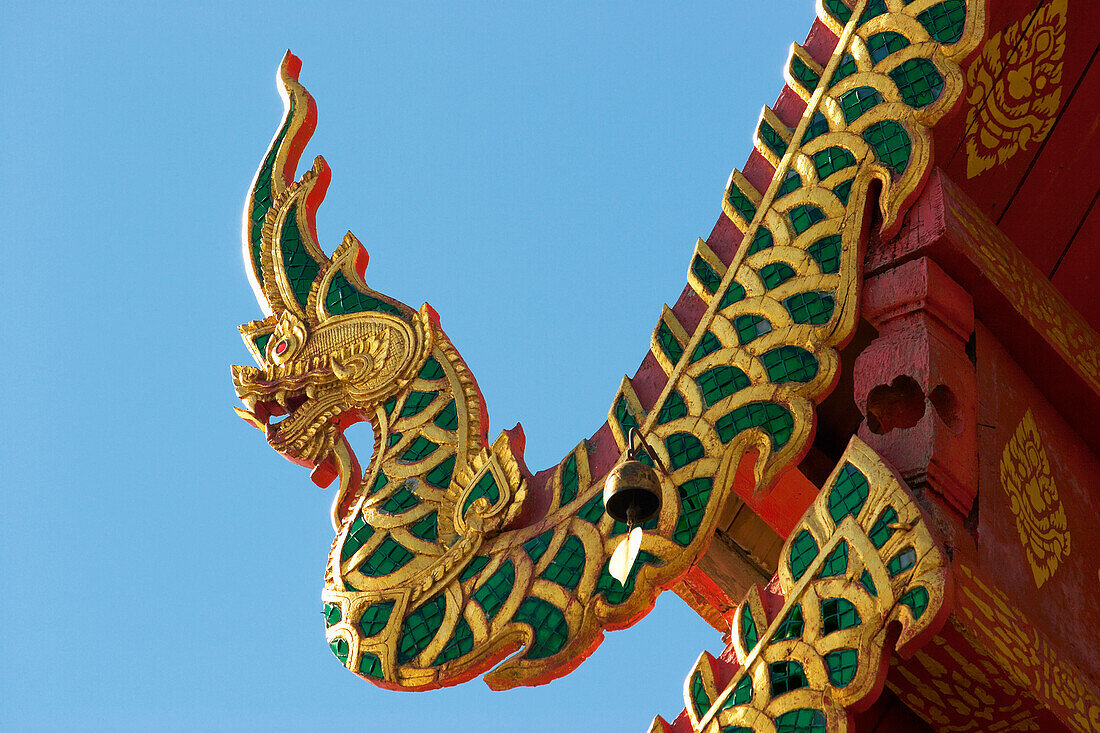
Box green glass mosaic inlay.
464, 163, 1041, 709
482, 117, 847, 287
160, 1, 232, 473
831, 54, 858, 87
789, 204, 825, 234
471, 560, 515, 620
462, 470, 500, 517
763, 346, 819, 383
690, 670, 710, 718
863, 120, 911, 173
358, 600, 395, 637
819, 540, 850, 578
418, 356, 445, 380
358, 651, 384, 679
718, 282, 747, 311
579, 493, 605, 524
539, 535, 586, 590
433, 616, 474, 665
840, 87, 884, 123
250, 102, 294, 280
278, 205, 321, 309
760, 262, 796, 289
357, 535, 415, 577
691, 330, 723, 363
802, 112, 830, 144
657, 390, 688, 424
828, 463, 869, 523
734, 314, 772, 345
523, 530, 554, 564
776, 603, 805, 641
822, 597, 861, 634
383, 397, 398, 416
918, 0, 967, 44
721, 676, 754, 709
379, 483, 420, 514
759, 120, 789, 158
858, 0, 888, 26
399, 436, 440, 464
868, 31, 910, 63
822, 0, 853, 23
341, 515, 375, 562
459, 556, 490, 582
898, 586, 930, 619
808, 234, 842, 273
692, 256, 722, 294
860, 569, 878, 597
323, 602, 341, 627
869, 506, 899, 548
747, 226, 774, 254
740, 603, 759, 650
329, 636, 350, 665
777, 170, 801, 197
424, 453, 456, 489
891, 57, 944, 108
727, 184, 758, 221
369, 471, 389, 495
325, 270, 404, 316
825, 648, 859, 687
514, 597, 570, 659
776, 708, 826, 733
789, 55, 820, 92
656, 321, 684, 364
433, 400, 458, 431
672, 478, 713, 546
410, 512, 439, 542
696, 366, 750, 407
785, 291, 835, 325
614, 396, 639, 437
400, 390, 437, 418
770, 660, 809, 696
716, 401, 795, 448
596, 551, 659, 604
560, 453, 579, 506
253, 333, 271, 357
789, 529, 819, 581
887, 546, 917, 577
812, 146, 856, 180
396, 593, 446, 664
833, 179, 853, 205
666, 432, 705, 469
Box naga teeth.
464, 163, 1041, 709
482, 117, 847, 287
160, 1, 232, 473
306, 385, 317, 400
275, 390, 289, 409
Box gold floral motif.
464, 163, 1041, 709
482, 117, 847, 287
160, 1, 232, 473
999, 409, 1069, 589
965, 0, 1067, 178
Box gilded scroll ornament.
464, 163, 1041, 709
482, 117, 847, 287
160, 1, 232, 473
964, 0, 1066, 179
999, 409, 1069, 589
230, 0, 982, 692
652, 437, 950, 733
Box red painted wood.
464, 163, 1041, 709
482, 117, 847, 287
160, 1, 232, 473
1050, 198, 1100, 327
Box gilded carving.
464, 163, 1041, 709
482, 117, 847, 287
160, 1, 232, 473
655, 437, 951, 733
230, 0, 983, 693
999, 409, 1069, 588
964, 0, 1067, 178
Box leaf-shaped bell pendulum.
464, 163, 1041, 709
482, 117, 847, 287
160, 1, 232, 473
605, 428, 667, 585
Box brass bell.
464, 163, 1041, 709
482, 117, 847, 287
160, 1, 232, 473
604, 428, 666, 525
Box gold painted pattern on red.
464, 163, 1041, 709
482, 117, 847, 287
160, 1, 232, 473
964, 0, 1067, 179
999, 409, 1069, 589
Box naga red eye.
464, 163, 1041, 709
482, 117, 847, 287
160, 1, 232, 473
275, 340, 289, 355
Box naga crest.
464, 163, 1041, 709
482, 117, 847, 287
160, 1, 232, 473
232, 54, 432, 472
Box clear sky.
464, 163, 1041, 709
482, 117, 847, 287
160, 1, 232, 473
2, 2, 814, 731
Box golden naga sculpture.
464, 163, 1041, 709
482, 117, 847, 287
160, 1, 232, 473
231, 0, 981, 693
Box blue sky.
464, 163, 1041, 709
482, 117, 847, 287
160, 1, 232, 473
2, 2, 813, 730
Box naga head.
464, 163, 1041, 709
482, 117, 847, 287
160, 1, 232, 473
232, 52, 432, 469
